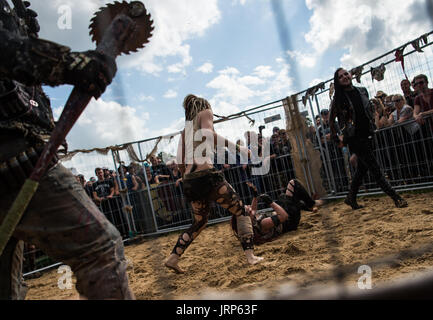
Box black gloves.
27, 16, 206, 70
64, 51, 117, 99
258, 193, 273, 206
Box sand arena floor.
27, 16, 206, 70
25, 190, 433, 300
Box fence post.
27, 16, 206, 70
137, 143, 159, 233
111, 149, 133, 237
283, 95, 327, 198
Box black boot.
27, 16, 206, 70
345, 173, 364, 210
344, 192, 363, 210
393, 196, 408, 208
375, 176, 408, 208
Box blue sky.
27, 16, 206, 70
24, 0, 432, 152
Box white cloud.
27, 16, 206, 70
206, 59, 294, 116
31, 0, 221, 75
138, 94, 155, 102
196, 62, 214, 74
289, 0, 430, 68
253, 66, 276, 78
163, 89, 178, 99
287, 50, 317, 68
55, 98, 150, 150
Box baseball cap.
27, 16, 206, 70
273, 126, 280, 132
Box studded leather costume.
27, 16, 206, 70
0, 0, 133, 299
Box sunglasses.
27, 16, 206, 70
392, 99, 403, 103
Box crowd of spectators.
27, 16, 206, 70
307, 73, 433, 190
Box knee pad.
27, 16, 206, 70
236, 215, 253, 239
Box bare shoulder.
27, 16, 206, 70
198, 108, 213, 118
198, 108, 214, 129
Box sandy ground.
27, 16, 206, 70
25, 190, 433, 300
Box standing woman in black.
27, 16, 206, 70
329, 68, 408, 209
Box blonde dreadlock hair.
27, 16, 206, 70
184, 94, 212, 121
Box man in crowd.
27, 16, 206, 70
413, 74, 433, 125
401, 79, 417, 108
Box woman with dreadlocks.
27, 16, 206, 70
329, 68, 407, 209
231, 181, 324, 245
164, 94, 263, 274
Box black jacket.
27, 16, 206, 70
329, 86, 376, 144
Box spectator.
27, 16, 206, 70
383, 94, 396, 118
118, 165, 138, 192
317, 109, 332, 143
401, 79, 417, 108
149, 155, 171, 183
166, 159, 183, 186
278, 129, 291, 154
84, 178, 95, 199
413, 74, 433, 124
388, 94, 416, 126
93, 167, 115, 207
315, 114, 321, 127
93, 167, 127, 237
270, 130, 281, 156
145, 166, 157, 185
102, 167, 119, 196
129, 162, 146, 190
75, 174, 85, 187
371, 98, 389, 129
375, 90, 388, 105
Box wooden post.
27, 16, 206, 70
282, 95, 326, 198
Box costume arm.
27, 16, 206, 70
0, 27, 72, 87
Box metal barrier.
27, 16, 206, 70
22, 31, 433, 278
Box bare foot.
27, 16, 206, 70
244, 249, 264, 265
164, 254, 185, 274
312, 199, 325, 212
247, 255, 264, 265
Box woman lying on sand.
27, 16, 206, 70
231, 180, 324, 244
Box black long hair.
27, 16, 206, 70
332, 67, 351, 110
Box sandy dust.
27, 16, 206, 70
25, 190, 433, 300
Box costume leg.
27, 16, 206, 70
171, 199, 209, 256
0, 164, 134, 300
0, 238, 28, 300
286, 179, 316, 209
209, 180, 254, 251
356, 141, 407, 208
345, 151, 368, 209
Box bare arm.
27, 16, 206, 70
131, 175, 138, 191
93, 191, 101, 202
260, 202, 289, 232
